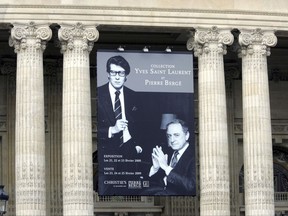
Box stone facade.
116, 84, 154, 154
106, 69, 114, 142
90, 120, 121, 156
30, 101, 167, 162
0, 1, 288, 216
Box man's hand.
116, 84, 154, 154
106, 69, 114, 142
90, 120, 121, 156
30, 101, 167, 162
135, 146, 142, 153
151, 153, 160, 169
151, 146, 168, 171
111, 119, 128, 134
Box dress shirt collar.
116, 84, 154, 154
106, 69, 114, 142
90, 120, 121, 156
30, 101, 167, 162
108, 83, 123, 95
176, 142, 189, 159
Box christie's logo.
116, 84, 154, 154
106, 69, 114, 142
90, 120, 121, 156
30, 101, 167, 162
104, 180, 127, 185
128, 181, 142, 189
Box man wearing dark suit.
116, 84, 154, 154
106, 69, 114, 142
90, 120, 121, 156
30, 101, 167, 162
97, 55, 142, 195
144, 119, 196, 196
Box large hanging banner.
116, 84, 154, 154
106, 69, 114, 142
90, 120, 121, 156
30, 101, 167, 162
97, 50, 196, 196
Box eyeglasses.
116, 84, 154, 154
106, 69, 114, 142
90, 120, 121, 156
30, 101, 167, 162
109, 71, 126, 77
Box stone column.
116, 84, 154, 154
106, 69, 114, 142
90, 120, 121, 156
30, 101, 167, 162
187, 26, 233, 216
58, 23, 99, 216
9, 22, 52, 216
238, 28, 277, 216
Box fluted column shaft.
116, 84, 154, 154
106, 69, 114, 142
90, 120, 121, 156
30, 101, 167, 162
187, 26, 233, 216
9, 22, 52, 216
239, 29, 277, 216
58, 23, 99, 216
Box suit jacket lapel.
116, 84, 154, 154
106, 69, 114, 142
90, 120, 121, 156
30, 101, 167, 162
173, 145, 193, 170
102, 84, 115, 124
123, 86, 136, 123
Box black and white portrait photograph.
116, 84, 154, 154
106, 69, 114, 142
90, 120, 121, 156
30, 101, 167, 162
96, 51, 196, 196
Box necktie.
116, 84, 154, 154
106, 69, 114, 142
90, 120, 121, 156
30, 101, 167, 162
114, 91, 123, 145
170, 151, 179, 168
114, 91, 122, 120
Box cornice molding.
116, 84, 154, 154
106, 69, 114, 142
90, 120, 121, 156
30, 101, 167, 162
1, 5, 288, 30
0, 5, 288, 17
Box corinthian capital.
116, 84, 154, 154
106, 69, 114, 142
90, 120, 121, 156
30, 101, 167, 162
9, 22, 52, 53
238, 28, 277, 56
186, 31, 202, 57
187, 26, 233, 56
58, 22, 99, 53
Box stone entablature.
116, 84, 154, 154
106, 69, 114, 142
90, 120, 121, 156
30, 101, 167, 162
0, 3, 288, 30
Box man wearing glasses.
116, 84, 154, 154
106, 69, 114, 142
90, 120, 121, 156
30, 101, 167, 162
97, 55, 142, 195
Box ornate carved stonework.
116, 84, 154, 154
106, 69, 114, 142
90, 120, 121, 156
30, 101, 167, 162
187, 26, 234, 56
9, 22, 52, 53
238, 28, 277, 57
58, 22, 99, 53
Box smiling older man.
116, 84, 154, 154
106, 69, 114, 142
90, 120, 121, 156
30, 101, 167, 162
145, 119, 196, 196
